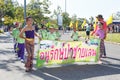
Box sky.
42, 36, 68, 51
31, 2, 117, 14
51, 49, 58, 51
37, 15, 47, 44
17, 0, 120, 20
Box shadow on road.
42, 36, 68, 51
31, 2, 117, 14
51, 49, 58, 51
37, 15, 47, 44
0, 48, 21, 71
107, 56, 120, 61
0, 35, 13, 43
30, 63, 120, 80
0, 49, 14, 55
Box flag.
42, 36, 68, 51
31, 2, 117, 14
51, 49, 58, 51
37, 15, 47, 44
93, 18, 98, 29
81, 19, 86, 29
76, 20, 78, 29
69, 21, 73, 28
106, 15, 113, 25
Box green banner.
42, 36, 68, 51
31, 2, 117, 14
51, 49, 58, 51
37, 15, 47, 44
36, 39, 100, 68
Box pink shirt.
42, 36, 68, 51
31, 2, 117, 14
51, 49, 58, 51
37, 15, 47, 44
92, 20, 107, 35
95, 29, 105, 39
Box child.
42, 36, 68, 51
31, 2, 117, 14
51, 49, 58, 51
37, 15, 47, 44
17, 27, 25, 62
38, 24, 47, 40
19, 16, 41, 72
85, 24, 91, 41
95, 21, 105, 64
71, 27, 80, 41
47, 25, 57, 40
55, 27, 61, 40
12, 22, 19, 53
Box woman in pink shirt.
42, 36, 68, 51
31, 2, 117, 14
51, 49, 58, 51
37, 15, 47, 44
92, 14, 107, 57
95, 21, 105, 64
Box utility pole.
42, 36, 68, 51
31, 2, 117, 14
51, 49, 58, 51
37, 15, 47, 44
65, 0, 67, 13
24, 0, 26, 25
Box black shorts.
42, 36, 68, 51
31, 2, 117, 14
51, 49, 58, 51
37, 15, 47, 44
86, 31, 90, 36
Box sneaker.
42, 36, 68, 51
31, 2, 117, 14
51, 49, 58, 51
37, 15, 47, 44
25, 68, 30, 72
98, 60, 102, 64
102, 55, 106, 58
21, 59, 25, 63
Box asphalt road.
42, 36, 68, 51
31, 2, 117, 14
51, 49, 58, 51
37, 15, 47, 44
0, 32, 120, 80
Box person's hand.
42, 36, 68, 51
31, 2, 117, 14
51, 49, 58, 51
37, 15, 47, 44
94, 35, 99, 39
91, 33, 93, 36
38, 37, 42, 41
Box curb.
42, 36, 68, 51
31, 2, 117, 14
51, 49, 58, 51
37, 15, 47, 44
105, 41, 120, 45
80, 37, 120, 45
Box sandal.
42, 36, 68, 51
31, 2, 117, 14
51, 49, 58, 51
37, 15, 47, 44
98, 60, 103, 64
25, 69, 30, 72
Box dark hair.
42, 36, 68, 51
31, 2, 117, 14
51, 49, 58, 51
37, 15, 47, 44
96, 14, 103, 19
25, 16, 32, 21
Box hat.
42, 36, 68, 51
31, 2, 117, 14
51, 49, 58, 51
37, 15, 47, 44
96, 14, 103, 19
49, 26, 54, 29
49, 24, 56, 29
55, 27, 58, 29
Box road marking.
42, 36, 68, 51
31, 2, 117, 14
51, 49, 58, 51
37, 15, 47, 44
43, 72, 62, 80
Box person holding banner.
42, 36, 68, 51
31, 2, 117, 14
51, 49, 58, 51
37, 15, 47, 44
55, 26, 61, 40
47, 25, 57, 40
19, 16, 41, 72
38, 24, 47, 40
95, 21, 105, 64
71, 27, 80, 41
91, 14, 107, 58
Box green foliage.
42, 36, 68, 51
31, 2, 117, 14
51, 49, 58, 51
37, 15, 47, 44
79, 31, 120, 43
62, 12, 71, 27
27, 0, 51, 23
0, 0, 15, 25
0, 0, 5, 18
0, 0, 51, 26
71, 14, 77, 22
0, 0, 92, 29
105, 33, 120, 43
14, 6, 24, 23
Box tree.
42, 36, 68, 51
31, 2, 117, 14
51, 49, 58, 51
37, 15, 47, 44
51, 6, 62, 20
14, 6, 24, 23
113, 11, 120, 20
0, 0, 52, 26
62, 12, 71, 28
0, 0, 15, 25
89, 16, 94, 24
50, 6, 63, 27
0, 0, 4, 18
71, 14, 77, 23
27, 0, 51, 24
